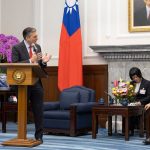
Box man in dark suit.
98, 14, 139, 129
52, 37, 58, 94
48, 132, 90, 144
134, 0, 150, 26
12, 27, 51, 143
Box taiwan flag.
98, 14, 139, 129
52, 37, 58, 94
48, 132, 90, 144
58, 0, 83, 91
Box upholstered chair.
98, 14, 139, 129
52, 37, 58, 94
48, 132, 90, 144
43, 86, 96, 136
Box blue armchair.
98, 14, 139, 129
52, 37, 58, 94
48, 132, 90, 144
43, 86, 96, 136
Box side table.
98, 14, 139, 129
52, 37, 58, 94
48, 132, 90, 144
92, 105, 144, 141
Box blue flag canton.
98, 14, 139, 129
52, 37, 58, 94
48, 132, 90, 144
63, 2, 81, 36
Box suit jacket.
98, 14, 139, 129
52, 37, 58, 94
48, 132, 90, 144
135, 78, 150, 105
12, 41, 47, 89
12, 41, 46, 67
134, 7, 150, 26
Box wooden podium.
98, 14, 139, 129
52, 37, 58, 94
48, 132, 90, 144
0, 63, 47, 147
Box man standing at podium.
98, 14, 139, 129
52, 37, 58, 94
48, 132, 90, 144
12, 27, 51, 143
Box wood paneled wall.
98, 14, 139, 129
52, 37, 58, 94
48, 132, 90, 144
41, 67, 60, 102
42, 65, 108, 127
83, 65, 108, 103
42, 65, 108, 103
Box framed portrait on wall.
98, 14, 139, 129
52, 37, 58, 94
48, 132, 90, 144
128, 0, 150, 32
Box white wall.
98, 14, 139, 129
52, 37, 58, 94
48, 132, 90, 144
1, 0, 34, 40
1, 0, 150, 66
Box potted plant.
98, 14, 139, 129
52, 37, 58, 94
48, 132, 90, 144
0, 34, 19, 87
112, 78, 135, 106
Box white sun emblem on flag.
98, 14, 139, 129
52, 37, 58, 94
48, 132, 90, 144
65, 0, 78, 14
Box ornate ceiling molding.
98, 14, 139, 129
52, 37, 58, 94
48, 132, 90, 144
90, 45, 150, 61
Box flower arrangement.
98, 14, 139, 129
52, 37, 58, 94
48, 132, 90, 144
0, 34, 19, 63
112, 78, 135, 103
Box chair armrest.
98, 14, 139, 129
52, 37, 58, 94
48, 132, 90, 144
70, 102, 97, 113
43, 101, 60, 111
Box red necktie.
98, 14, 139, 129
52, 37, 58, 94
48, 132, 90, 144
148, 11, 150, 20
29, 46, 33, 58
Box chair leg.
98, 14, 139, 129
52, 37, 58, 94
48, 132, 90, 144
122, 117, 125, 134
2, 115, 6, 133
14, 111, 17, 122
2, 102, 6, 133
70, 106, 77, 136
146, 110, 150, 138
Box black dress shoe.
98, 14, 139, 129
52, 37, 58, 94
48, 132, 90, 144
36, 137, 43, 144
143, 138, 150, 145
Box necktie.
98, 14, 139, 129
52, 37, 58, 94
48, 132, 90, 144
29, 46, 33, 58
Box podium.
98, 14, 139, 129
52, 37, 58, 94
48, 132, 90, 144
0, 63, 47, 147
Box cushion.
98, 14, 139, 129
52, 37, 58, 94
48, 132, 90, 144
60, 91, 80, 110
43, 110, 70, 119
64, 87, 90, 103
79, 86, 95, 102
78, 88, 90, 103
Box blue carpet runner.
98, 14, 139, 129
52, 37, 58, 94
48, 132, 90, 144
0, 122, 149, 150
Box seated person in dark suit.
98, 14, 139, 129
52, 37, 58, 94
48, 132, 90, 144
129, 67, 150, 106
134, 0, 150, 26
129, 67, 150, 134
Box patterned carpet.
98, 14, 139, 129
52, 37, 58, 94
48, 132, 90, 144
0, 122, 149, 150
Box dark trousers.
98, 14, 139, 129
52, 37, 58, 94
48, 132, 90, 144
129, 115, 146, 133
28, 80, 44, 138
129, 116, 140, 131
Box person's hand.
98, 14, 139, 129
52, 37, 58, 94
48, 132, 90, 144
145, 103, 150, 110
30, 53, 38, 63
42, 53, 52, 63
37, 52, 42, 61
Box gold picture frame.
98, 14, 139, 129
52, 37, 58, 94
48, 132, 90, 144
128, 0, 150, 32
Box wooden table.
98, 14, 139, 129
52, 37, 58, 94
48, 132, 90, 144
92, 105, 144, 141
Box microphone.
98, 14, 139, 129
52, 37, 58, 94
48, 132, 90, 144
104, 91, 112, 98
32, 44, 38, 53
130, 80, 136, 85
104, 91, 115, 104
32, 43, 42, 64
